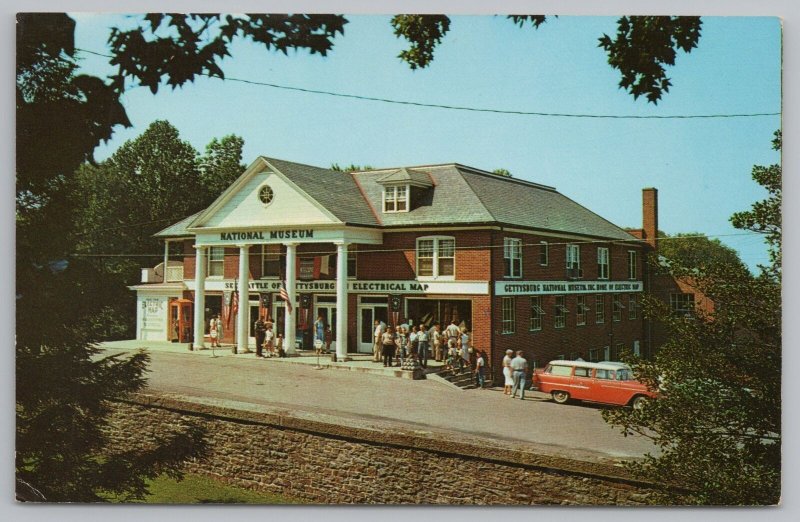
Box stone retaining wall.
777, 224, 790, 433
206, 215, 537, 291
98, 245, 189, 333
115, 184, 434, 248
104, 394, 663, 505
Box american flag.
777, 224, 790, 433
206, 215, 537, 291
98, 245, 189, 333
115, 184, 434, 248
226, 290, 239, 327
280, 281, 292, 314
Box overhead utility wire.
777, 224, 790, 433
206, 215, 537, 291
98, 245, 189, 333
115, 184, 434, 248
69, 231, 766, 258
75, 48, 779, 120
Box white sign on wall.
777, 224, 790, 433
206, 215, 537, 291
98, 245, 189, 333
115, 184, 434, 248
186, 279, 490, 295
495, 280, 643, 296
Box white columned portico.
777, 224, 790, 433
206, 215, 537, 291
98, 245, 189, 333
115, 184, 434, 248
236, 245, 250, 354
284, 242, 298, 355
192, 246, 207, 349
335, 241, 350, 361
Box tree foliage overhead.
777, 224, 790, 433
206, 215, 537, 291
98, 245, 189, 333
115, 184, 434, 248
107, 14, 348, 93
391, 14, 700, 103
598, 16, 702, 103
603, 132, 781, 505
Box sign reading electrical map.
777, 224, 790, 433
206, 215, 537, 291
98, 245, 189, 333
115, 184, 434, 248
187, 279, 490, 295
495, 280, 643, 296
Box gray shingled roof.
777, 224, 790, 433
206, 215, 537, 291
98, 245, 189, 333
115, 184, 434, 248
155, 157, 636, 241
154, 211, 203, 238
457, 168, 637, 240
376, 167, 433, 186
354, 165, 494, 226
263, 157, 379, 227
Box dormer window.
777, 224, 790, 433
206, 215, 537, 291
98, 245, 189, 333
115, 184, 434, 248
376, 167, 433, 214
383, 185, 409, 213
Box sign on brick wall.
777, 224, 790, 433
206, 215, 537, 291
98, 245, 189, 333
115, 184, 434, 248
495, 280, 643, 296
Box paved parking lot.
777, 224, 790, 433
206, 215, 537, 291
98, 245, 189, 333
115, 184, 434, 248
102, 343, 659, 463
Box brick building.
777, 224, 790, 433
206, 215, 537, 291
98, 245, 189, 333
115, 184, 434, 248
132, 156, 654, 379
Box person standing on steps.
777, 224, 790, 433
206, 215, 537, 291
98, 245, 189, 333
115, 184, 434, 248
373, 319, 384, 363
254, 315, 267, 358
431, 323, 442, 362
381, 326, 396, 367
417, 324, 430, 369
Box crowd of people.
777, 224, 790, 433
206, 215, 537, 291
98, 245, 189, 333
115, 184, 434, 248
370, 318, 491, 389
237, 314, 534, 396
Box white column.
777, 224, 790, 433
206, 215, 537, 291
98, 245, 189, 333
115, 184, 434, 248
335, 241, 350, 361
163, 239, 170, 282
237, 245, 250, 354
192, 246, 206, 349
284, 242, 298, 355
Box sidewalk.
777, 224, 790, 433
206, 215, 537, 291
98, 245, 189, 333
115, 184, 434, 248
99, 339, 451, 382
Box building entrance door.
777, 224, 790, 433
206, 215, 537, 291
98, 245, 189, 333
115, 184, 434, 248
314, 302, 337, 353
248, 302, 259, 349
357, 304, 388, 353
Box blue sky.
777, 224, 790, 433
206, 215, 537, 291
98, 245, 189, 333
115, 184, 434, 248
70, 13, 782, 271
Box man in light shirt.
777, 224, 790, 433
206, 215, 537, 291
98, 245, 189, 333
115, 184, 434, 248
373, 320, 385, 363
510, 350, 529, 400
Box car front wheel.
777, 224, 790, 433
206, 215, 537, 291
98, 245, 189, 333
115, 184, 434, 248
552, 391, 570, 404
631, 396, 648, 410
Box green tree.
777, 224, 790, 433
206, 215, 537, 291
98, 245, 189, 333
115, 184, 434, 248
731, 130, 782, 277
603, 132, 781, 505
392, 15, 701, 103
72, 121, 246, 340
199, 135, 247, 200
657, 231, 746, 272
330, 163, 373, 172
491, 168, 512, 177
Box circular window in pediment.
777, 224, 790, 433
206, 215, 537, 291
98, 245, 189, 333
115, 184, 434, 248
258, 185, 274, 206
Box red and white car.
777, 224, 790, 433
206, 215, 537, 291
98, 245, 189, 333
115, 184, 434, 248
532, 360, 656, 409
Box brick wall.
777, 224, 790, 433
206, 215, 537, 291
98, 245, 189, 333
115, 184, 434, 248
104, 395, 665, 505
358, 230, 492, 281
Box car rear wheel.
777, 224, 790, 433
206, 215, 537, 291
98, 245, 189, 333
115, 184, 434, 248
552, 391, 570, 404
631, 396, 648, 410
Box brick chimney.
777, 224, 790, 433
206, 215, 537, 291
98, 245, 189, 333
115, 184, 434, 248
642, 188, 658, 251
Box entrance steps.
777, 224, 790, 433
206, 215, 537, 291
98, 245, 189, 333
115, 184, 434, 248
427, 365, 494, 390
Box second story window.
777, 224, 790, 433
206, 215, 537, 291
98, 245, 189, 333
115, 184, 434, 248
628, 250, 638, 279
207, 247, 225, 277
670, 293, 695, 317
416, 237, 455, 278
383, 185, 408, 213
347, 245, 357, 278
539, 241, 549, 266
566, 244, 581, 277
597, 247, 609, 279
261, 244, 282, 277
504, 238, 522, 278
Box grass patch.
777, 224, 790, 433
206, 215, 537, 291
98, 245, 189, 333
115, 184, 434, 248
107, 473, 303, 504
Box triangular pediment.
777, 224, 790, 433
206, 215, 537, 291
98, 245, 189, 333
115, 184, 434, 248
189, 158, 341, 230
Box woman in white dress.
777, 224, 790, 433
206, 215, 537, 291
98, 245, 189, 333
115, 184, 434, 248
460, 328, 471, 371
502, 349, 514, 395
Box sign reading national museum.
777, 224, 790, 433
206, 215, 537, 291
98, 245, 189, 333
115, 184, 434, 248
495, 280, 643, 296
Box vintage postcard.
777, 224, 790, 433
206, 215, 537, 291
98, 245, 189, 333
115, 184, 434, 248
15, 6, 782, 508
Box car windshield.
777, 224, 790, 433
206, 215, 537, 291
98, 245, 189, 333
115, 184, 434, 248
616, 369, 631, 381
